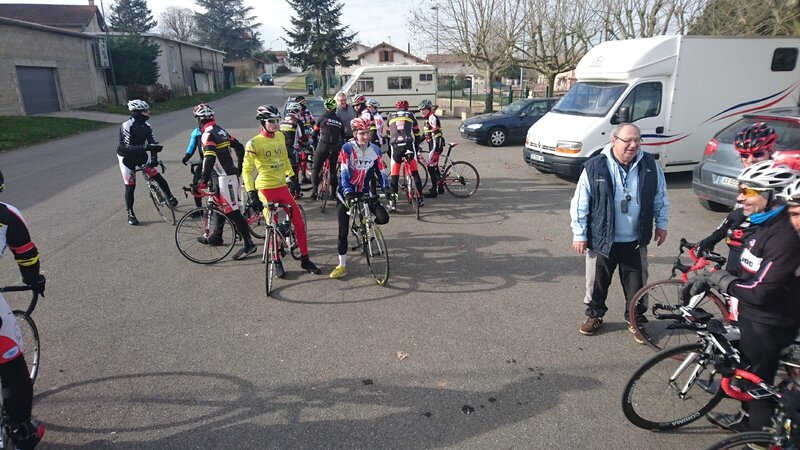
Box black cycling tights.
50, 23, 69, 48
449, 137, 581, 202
124, 174, 174, 210
311, 145, 340, 195
211, 209, 253, 247
0, 356, 32, 426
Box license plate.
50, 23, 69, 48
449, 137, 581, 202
531, 153, 545, 162
715, 175, 738, 187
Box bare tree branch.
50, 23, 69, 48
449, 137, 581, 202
155, 6, 196, 42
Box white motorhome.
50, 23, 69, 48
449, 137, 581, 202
523, 36, 800, 177
341, 64, 437, 111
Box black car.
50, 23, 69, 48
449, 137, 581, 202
459, 97, 559, 147
259, 73, 274, 86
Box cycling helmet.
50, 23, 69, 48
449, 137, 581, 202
366, 98, 380, 109
294, 95, 307, 106
192, 103, 215, 119
395, 100, 409, 110
127, 99, 149, 111
350, 117, 371, 132
418, 99, 433, 110
777, 178, 800, 205
737, 161, 799, 190
353, 95, 367, 106
735, 122, 778, 155
256, 104, 281, 122
323, 97, 337, 111
286, 102, 302, 114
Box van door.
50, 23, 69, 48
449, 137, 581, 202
614, 80, 666, 160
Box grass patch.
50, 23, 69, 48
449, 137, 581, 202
283, 74, 309, 91
0, 116, 107, 151
82, 84, 257, 115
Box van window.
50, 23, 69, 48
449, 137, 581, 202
420, 73, 433, 82
388, 76, 412, 90
618, 82, 662, 122
772, 48, 798, 72
357, 77, 374, 93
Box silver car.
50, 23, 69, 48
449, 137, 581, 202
692, 107, 800, 211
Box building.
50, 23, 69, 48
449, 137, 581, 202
426, 53, 477, 78
0, 1, 106, 33
337, 42, 427, 86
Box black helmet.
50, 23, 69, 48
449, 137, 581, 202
418, 99, 433, 111
256, 105, 281, 124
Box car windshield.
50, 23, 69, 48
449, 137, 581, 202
499, 100, 530, 115
716, 117, 800, 151
552, 82, 627, 117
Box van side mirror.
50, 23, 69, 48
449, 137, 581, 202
612, 106, 631, 124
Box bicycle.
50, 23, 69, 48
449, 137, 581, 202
297, 143, 314, 192
132, 149, 175, 225
628, 238, 730, 351
398, 153, 423, 220
316, 159, 332, 213
430, 142, 480, 197
0, 286, 40, 384
262, 202, 304, 297
175, 184, 248, 264
347, 192, 389, 286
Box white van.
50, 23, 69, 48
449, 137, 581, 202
341, 64, 437, 111
523, 36, 800, 177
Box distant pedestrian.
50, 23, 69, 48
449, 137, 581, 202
335, 91, 357, 141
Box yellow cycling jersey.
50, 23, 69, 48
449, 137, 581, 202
242, 130, 295, 191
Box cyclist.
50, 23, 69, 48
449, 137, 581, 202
694, 123, 778, 274
279, 102, 305, 196
352, 95, 368, 117
294, 96, 315, 183
116, 99, 178, 225
419, 99, 445, 198
681, 161, 800, 433
181, 127, 203, 208
335, 91, 357, 140
386, 99, 425, 212
0, 170, 46, 449
193, 103, 257, 261
364, 98, 385, 147
330, 118, 390, 279
310, 98, 345, 201
242, 105, 321, 277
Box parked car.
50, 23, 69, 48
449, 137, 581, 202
692, 106, 800, 211
282, 96, 326, 120
259, 73, 274, 86
459, 97, 559, 147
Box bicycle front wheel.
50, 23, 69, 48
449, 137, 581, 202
149, 182, 176, 225
629, 279, 729, 352
319, 172, 329, 213
704, 431, 777, 450
364, 225, 389, 286
13, 311, 39, 383
621, 343, 724, 431
418, 164, 429, 190
266, 228, 280, 297
244, 206, 266, 240
443, 161, 480, 197
175, 208, 236, 264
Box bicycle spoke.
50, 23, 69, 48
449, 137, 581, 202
443, 161, 480, 198
13, 312, 39, 383
364, 225, 389, 286
175, 208, 236, 264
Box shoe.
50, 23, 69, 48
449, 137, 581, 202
301, 176, 312, 184
329, 264, 348, 279
579, 317, 603, 335
388, 199, 397, 212
11, 418, 44, 450
628, 322, 649, 345
232, 243, 257, 260
127, 209, 139, 225
707, 411, 749, 432
169, 197, 178, 207
310, 191, 318, 201
423, 189, 438, 198
438, 185, 445, 194
300, 256, 321, 274
274, 260, 286, 279
417, 197, 424, 207
197, 236, 224, 246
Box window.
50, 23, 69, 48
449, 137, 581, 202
388, 76, 412, 90
169, 47, 178, 73
772, 48, 798, 72
419, 73, 433, 82
618, 82, 662, 122
357, 78, 374, 93
379, 50, 394, 62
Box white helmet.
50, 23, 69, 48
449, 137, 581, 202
777, 178, 800, 205
127, 99, 149, 111
286, 102, 302, 114
737, 161, 799, 190
367, 98, 380, 108
192, 103, 215, 119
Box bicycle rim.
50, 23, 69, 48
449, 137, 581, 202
443, 161, 480, 197
704, 431, 778, 450
413, 188, 420, 220
320, 175, 329, 213
150, 183, 176, 225
364, 225, 389, 286
621, 343, 724, 431
419, 162, 429, 189
266, 228, 277, 297
246, 207, 266, 240
629, 279, 729, 352
13, 311, 39, 384
175, 208, 236, 264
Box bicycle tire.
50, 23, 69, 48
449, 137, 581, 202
443, 161, 480, 198
266, 227, 278, 297
319, 168, 329, 213
703, 431, 777, 450
364, 225, 389, 286
621, 343, 724, 431
629, 279, 729, 352
418, 162, 429, 190
175, 207, 236, 264
149, 182, 176, 225
245, 206, 266, 240
13, 311, 39, 384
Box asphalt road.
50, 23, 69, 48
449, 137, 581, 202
1, 85, 741, 449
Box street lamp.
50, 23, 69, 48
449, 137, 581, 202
269, 38, 280, 50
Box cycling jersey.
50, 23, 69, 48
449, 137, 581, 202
387, 110, 420, 147
280, 114, 304, 160
300, 109, 315, 130
199, 121, 245, 181
360, 110, 382, 145
697, 208, 755, 275
422, 113, 445, 165
242, 129, 295, 191
116, 116, 156, 157
313, 111, 345, 146
184, 127, 202, 161
337, 140, 389, 195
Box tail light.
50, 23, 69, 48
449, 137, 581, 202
704, 138, 719, 156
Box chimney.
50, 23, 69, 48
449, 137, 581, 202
88, 0, 94, 5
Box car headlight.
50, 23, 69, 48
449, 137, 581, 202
466, 123, 483, 130
556, 140, 582, 154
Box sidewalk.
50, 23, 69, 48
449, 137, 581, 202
42, 110, 129, 124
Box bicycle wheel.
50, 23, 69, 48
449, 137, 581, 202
149, 182, 176, 225
621, 343, 725, 431
629, 279, 729, 352
319, 170, 329, 213
175, 207, 236, 264
364, 225, 389, 286
418, 164, 429, 190
266, 228, 279, 297
13, 311, 39, 383
443, 161, 480, 198
244, 206, 266, 240
704, 431, 777, 450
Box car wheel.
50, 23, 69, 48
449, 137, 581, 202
488, 127, 507, 147
698, 198, 732, 212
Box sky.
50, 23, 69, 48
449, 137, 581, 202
2, 0, 430, 55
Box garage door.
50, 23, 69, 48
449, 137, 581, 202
17, 66, 60, 115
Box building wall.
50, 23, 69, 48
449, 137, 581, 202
0, 23, 105, 115
150, 37, 225, 96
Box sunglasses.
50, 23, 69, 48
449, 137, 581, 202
740, 151, 767, 160
739, 186, 769, 197
264, 118, 281, 124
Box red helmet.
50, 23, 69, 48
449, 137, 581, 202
353, 95, 367, 106
350, 117, 370, 132
735, 122, 778, 155
395, 100, 409, 110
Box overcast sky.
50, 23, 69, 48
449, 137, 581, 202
1, 0, 429, 55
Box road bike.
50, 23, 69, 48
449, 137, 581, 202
297, 143, 314, 192
628, 238, 730, 351
430, 143, 480, 198
316, 159, 333, 213
398, 153, 423, 220
0, 286, 40, 384
132, 149, 175, 225
347, 193, 389, 286
262, 202, 304, 297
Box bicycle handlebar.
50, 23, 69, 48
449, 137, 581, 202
0, 285, 39, 316
720, 368, 774, 402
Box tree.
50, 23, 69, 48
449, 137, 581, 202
283, 0, 357, 95
594, 0, 705, 40
156, 6, 196, 42
109, 0, 157, 33
108, 35, 161, 85
689, 0, 800, 35
194, 0, 262, 60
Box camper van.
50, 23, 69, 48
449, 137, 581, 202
523, 36, 800, 177
341, 64, 437, 111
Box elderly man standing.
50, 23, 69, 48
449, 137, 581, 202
335, 91, 357, 141
570, 123, 669, 340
